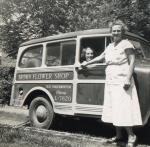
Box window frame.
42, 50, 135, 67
45, 42, 61, 66
45, 39, 76, 67
77, 34, 111, 65
61, 41, 76, 66
18, 44, 43, 69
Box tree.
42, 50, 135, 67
108, 0, 150, 39
0, 0, 69, 57
0, 0, 150, 58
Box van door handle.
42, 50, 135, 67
75, 66, 88, 71
75, 66, 86, 71
75, 66, 82, 71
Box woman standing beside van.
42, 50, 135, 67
81, 22, 142, 147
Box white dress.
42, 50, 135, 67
101, 39, 142, 126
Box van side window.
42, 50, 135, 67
61, 41, 76, 65
46, 43, 61, 66
80, 37, 105, 63
19, 45, 43, 68
46, 40, 76, 66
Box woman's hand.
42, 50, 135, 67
123, 78, 131, 90
80, 61, 88, 68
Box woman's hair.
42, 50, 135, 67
109, 19, 128, 34
85, 47, 94, 53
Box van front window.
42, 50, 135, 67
80, 37, 106, 63
129, 40, 145, 60
141, 42, 150, 58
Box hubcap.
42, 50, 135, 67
35, 105, 47, 122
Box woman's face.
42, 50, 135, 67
112, 25, 123, 43
85, 48, 94, 61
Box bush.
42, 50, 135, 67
0, 66, 15, 105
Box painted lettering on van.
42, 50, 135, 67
54, 73, 70, 80
16, 72, 73, 80
54, 95, 72, 102
46, 84, 73, 103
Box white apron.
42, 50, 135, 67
101, 39, 142, 126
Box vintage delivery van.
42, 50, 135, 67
10, 28, 150, 129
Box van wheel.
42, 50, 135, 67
29, 97, 54, 129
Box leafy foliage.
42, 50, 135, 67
0, 0, 150, 58
0, 66, 15, 104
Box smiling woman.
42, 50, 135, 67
85, 47, 94, 62
102, 23, 142, 146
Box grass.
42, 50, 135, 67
0, 125, 108, 147
0, 112, 149, 147
0, 143, 41, 147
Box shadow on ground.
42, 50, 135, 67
51, 116, 150, 146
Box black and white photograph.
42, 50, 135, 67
0, 0, 150, 146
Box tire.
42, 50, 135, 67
29, 97, 54, 129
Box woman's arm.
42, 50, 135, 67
124, 52, 135, 90
127, 54, 135, 81
81, 52, 105, 67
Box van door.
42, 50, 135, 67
45, 40, 76, 115
75, 35, 111, 116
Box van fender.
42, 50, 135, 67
22, 86, 55, 107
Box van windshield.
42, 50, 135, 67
141, 42, 150, 59
129, 39, 150, 60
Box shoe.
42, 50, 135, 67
126, 135, 137, 147
106, 136, 124, 144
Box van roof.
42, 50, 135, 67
20, 28, 148, 47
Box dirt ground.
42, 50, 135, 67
0, 105, 149, 147
0, 105, 28, 126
